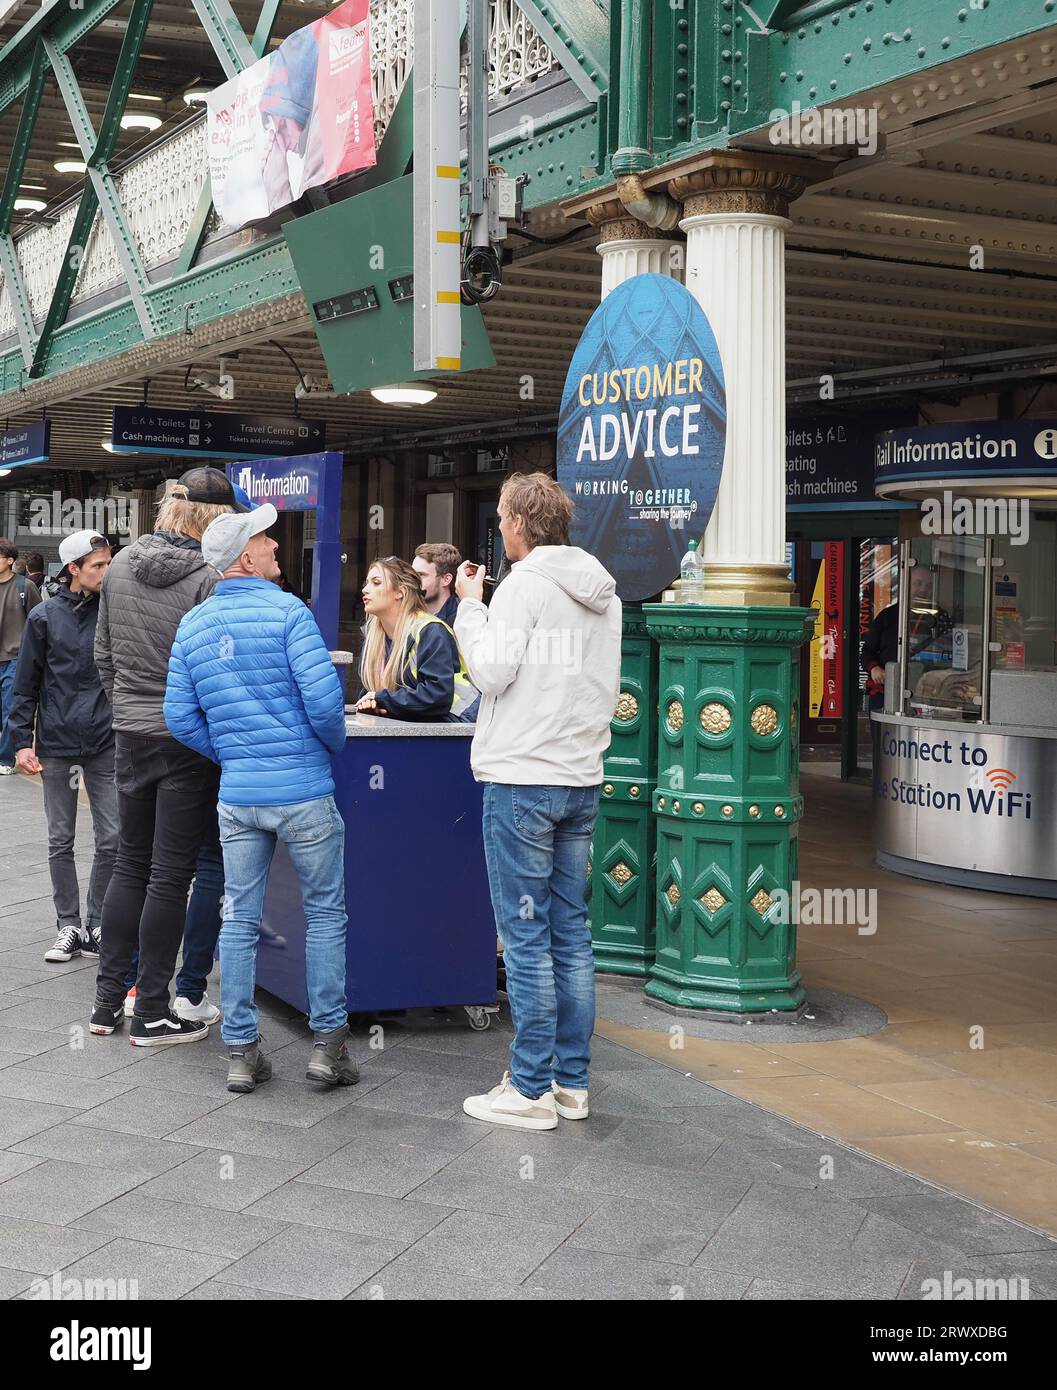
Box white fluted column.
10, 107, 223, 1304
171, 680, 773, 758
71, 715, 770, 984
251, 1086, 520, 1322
671, 159, 807, 605
599, 234, 684, 298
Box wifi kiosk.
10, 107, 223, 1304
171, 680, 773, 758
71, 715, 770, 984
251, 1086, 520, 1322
870, 424, 1057, 898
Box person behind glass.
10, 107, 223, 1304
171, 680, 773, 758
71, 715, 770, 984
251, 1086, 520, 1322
164, 506, 354, 1095
89, 469, 239, 1044
412, 542, 462, 627
862, 565, 953, 712
353, 556, 478, 722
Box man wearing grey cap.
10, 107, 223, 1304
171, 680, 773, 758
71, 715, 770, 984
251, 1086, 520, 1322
165, 504, 354, 1094
8, 531, 118, 964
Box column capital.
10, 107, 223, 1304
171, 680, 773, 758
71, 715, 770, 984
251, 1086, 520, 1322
668, 151, 810, 219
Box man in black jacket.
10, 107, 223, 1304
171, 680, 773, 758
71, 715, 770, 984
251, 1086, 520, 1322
9, 531, 118, 963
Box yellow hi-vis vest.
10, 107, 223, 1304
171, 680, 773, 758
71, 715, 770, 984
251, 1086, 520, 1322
407, 613, 480, 719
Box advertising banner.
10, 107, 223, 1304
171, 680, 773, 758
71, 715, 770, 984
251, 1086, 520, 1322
206, 0, 375, 230
556, 274, 726, 603
823, 540, 844, 718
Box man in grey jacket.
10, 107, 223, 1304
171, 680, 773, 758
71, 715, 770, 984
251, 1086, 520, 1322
90, 470, 239, 1045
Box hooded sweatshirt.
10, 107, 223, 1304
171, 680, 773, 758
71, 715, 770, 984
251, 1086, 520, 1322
454, 545, 622, 786
95, 532, 216, 736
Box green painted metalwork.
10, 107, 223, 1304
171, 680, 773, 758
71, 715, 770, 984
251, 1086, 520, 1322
0, 236, 301, 400
191, 0, 256, 80
642, 603, 814, 1013
0, 39, 48, 365
37, 7, 159, 368
513, 0, 606, 100
611, 0, 650, 173
491, 109, 602, 201
174, 0, 284, 280
589, 606, 659, 977
0, 0, 126, 121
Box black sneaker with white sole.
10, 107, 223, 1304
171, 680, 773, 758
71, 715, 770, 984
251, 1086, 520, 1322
45, 924, 83, 963
79, 926, 101, 958
129, 1011, 209, 1047
90, 1003, 124, 1035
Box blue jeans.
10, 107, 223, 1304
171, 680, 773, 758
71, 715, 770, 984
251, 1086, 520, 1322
0, 659, 16, 765
217, 795, 348, 1045
482, 782, 599, 1099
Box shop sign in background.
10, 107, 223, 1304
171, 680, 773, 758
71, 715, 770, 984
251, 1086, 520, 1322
787, 414, 913, 510
876, 420, 1057, 487
556, 274, 726, 603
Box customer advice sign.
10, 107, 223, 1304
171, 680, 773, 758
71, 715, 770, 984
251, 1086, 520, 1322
556, 274, 726, 603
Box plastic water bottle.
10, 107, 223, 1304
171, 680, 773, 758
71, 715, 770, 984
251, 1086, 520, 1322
679, 539, 706, 604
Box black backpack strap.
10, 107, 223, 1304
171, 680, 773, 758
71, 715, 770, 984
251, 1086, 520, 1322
16, 574, 26, 610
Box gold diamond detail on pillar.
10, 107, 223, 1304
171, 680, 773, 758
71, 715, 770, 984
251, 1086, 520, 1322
666, 701, 684, 734
751, 888, 774, 917
700, 702, 732, 734
665, 883, 681, 908
700, 888, 727, 913
608, 862, 634, 887
614, 692, 639, 722
751, 704, 779, 736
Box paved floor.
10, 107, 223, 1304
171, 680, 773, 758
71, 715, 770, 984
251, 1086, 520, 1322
1, 769, 1056, 1300
599, 771, 1057, 1238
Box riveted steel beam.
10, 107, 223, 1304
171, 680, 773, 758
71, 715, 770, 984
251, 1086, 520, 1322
191, 0, 256, 81
175, 0, 284, 278
0, 38, 48, 366
0, 0, 126, 121
512, 0, 607, 103
35, 4, 158, 373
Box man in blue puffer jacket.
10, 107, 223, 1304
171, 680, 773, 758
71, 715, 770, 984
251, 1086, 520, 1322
164, 503, 357, 1095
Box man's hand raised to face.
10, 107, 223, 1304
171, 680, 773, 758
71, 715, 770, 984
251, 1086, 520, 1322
455, 561, 485, 603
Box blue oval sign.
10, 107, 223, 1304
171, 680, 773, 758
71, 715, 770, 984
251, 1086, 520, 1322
557, 274, 726, 603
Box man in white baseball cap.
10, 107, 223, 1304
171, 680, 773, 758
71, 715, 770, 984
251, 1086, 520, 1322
165, 500, 355, 1094
8, 530, 118, 963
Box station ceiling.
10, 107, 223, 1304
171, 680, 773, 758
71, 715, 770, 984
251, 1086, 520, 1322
3, 25, 1057, 480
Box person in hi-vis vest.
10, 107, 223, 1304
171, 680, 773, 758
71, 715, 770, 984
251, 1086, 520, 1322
353, 556, 479, 722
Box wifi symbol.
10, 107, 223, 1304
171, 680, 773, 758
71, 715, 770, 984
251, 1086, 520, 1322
987, 768, 1016, 791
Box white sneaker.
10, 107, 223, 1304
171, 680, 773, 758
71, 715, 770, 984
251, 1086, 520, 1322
552, 1081, 589, 1120
174, 994, 222, 1024
463, 1072, 558, 1131
0, 764, 15, 776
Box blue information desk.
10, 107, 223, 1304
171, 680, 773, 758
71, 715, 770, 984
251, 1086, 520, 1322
254, 714, 498, 1021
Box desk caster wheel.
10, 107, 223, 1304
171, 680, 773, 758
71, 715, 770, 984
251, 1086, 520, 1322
465, 1006, 491, 1032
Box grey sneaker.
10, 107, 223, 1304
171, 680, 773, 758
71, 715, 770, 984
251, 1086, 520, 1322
306, 1024, 359, 1088
227, 1041, 272, 1094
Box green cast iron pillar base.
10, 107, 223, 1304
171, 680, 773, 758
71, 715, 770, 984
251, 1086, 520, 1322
588, 607, 658, 978
642, 604, 816, 1013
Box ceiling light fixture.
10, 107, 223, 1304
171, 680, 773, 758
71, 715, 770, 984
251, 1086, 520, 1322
370, 384, 438, 407
0, 469, 11, 478
183, 88, 211, 105
54, 159, 86, 174
14, 198, 47, 213
128, 92, 164, 102
120, 113, 162, 132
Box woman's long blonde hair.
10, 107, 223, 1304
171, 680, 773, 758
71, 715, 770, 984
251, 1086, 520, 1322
359, 556, 430, 692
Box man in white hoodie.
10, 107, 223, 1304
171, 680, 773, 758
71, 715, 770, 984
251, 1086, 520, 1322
455, 472, 621, 1131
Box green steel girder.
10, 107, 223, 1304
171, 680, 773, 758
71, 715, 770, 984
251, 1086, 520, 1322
35, 5, 159, 373
731, 0, 1057, 136
513, 0, 608, 102
0, 0, 126, 121
0, 236, 301, 401
0, 39, 48, 366
492, 107, 602, 202
174, 0, 285, 278
191, 0, 257, 80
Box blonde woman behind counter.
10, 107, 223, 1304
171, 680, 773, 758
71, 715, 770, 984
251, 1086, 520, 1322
353, 556, 479, 723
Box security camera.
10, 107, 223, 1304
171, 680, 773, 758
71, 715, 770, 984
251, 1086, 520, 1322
188, 356, 235, 400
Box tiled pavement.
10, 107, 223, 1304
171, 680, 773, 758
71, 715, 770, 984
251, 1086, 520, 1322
2, 771, 1056, 1300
